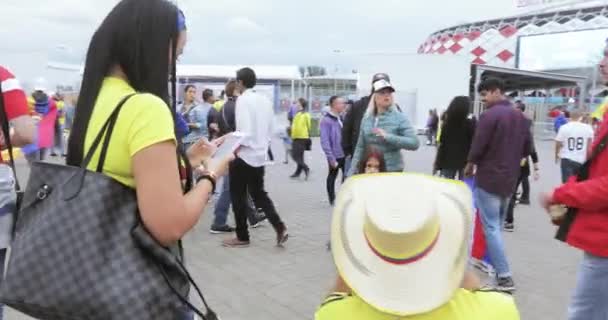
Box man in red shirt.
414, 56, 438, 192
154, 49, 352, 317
0, 65, 35, 319
541, 41, 608, 320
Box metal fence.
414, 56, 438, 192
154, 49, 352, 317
472, 99, 592, 141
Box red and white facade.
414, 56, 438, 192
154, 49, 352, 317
418, 4, 608, 68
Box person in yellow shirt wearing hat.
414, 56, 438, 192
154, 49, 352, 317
316, 174, 520, 320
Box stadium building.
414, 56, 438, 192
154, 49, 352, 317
416, 0, 608, 137
418, 1, 608, 72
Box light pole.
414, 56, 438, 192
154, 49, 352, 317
332, 49, 343, 96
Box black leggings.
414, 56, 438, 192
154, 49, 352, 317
327, 158, 345, 205
291, 139, 309, 176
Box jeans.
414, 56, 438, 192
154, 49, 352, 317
230, 158, 285, 241
213, 174, 259, 228
562, 158, 582, 183
475, 187, 512, 278
344, 156, 352, 178
0, 248, 6, 320
326, 158, 345, 205
426, 129, 437, 145
568, 252, 608, 320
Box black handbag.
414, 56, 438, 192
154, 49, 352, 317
0, 94, 218, 320
304, 138, 312, 151
555, 132, 608, 242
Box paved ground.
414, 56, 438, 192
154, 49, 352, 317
6, 137, 580, 320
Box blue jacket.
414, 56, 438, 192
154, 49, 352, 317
183, 103, 211, 143
175, 112, 189, 140
349, 106, 419, 174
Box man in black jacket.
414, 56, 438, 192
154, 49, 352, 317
341, 73, 391, 174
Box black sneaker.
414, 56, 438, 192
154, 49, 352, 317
503, 222, 514, 232
210, 225, 235, 234
496, 277, 516, 293
517, 198, 530, 205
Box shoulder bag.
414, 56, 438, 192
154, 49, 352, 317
0, 94, 218, 320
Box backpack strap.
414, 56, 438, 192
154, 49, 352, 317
577, 132, 608, 181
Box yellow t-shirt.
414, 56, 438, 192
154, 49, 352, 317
84, 77, 176, 188
213, 100, 225, 111
56, 100, 66, 125
291, 112, 311, 139
315, 289, 520, 320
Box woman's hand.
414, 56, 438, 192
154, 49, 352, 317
186, 138, 216, 166
539, 191, 556, 212
372, 128, 387, 139
204, 151, 234, 178
190, 135, 234, 177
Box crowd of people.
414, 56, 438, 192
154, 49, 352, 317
0, 0, 607, 319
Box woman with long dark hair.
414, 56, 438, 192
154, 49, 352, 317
434, 96, 475, 179
66, 1, 231, 316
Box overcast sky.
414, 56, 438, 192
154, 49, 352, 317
1, 0, 524, 84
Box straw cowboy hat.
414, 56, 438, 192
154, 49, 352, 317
331, 173, 473, 316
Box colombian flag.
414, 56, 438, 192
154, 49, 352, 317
464, 177, 489, 262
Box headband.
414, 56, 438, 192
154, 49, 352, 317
177, 9, 186, 31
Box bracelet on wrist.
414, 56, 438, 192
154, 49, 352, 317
196, 173, 217, 193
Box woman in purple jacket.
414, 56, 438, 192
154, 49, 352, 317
320, 96, 347, 206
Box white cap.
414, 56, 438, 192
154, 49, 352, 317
33, 77, 48, 92
372, 79, 395, 93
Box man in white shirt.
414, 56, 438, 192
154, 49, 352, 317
223, 67, 288, 248
555, 109, 594, 183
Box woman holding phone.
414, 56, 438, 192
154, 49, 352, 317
348, 79, 419, 175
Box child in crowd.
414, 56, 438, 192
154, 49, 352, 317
327, 148, 387, 251
279, 128, 292, 164
358, 147, 387, 174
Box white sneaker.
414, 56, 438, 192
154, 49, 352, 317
470, 258, 496, 278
